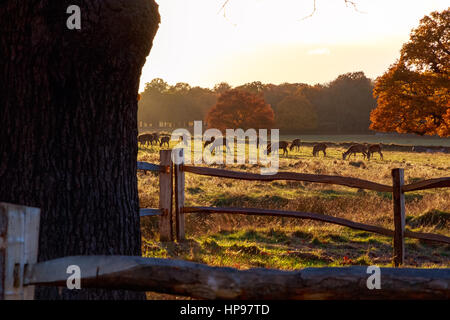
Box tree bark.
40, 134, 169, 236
0, 0, 160, 299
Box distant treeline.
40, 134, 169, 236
138, 71, 376, 134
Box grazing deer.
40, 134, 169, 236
266, 141, 289, 156
367, 144, 383, 160
159, 136, 170, 147
312, 143, 327, 157
204, 137, 231, 153
290, 139, 301, 152
148, 132, 159, 145
342, 144, 368, 160
138, 133, 153, 147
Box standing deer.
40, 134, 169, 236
160, 136, 170, 147
312, 143, 327, 157
204, 137, 231, 153
342, 144, 368, 160
266, 141, 289, 156
290, 139, 301, 152
367, 144, 383, 160
150, 132, 160, 145
179, 133, 190, 146
138, 133, 153, 147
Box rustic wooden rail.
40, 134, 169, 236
173, 149, 450, 266
137, 150, 173, 241
23, 255, 450, 300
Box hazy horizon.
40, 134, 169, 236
139, 0, 449, 92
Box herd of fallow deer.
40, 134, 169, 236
138, 132, 384, 160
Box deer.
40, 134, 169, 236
289, 139, 301, 152
150, 132, 160, 145
342, 144, 368, 160
159, 136, 170, 148
138, 133, 154, 147
312, 143, 327, 157
204, 137, 231, 153
179, 133, 190, 146
266, 141, 289, 156
367, 144, 383, 160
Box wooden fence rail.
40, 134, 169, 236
23, 255, 450, 300
173, 149, 450, 266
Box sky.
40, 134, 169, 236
138, 0, 449, 92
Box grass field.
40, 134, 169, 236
281, 134, 450, 147
137, 141, 450, 298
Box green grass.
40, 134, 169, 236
138, 140, 450, 281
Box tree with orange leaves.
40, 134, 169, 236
205, 89, 275, 132
370, 9, 449, 137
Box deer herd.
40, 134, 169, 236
138, 132, 384, 161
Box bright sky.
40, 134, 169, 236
138, 0, 449, 92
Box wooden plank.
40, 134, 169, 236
182, 165, 392, 192
392, 168, 406, 267
159, 150, 173, 241
137, 161, 162, 172
0, 203, 40, 300
182, 206, 450, 245
24, 255, 450, 299
404, 230, 450, 245
402, 177, 450, 192
174, 149, 186, 242
139, 209, 163, 217
183, 206, 394, 237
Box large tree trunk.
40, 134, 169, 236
0, 0, 160, 299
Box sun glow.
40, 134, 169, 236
139, 0, 449, 92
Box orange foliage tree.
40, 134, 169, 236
205, 89, 275, 132
370, 9, 450, 137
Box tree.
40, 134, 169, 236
370, 9, 450, 137
205, 89, 275, 132
326, 72, 376, 133
0, 0, 160, 299
276, 94, 318, 132
213, 82, 232, 94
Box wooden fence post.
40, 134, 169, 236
392, 168, 406, 267
0, 203, 40, 300
159, 150, 173, 242
174, 148, 186, 242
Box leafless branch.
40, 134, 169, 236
218, 0, 366, 22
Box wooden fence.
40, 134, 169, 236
1, 149, 449, 300
170, 149, 450, 267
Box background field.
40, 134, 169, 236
137, 140, 450, 298
280, 134, 450, 147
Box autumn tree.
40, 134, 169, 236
213, 82, 232, 94
205, 89, 274, 132
370, 9, 450, 137
0, 0, 159, 300
276, 94, 318, 132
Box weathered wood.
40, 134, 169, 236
24, 256, 450, 299
183, 207, 450, 245
404, 230, 450, 245
183, 206, 395, 237
174, 149, 186, 242
402, 177, 450, 192
137, 161, 163, 172
159, 150, 173, 241
0, 203, 40, 300
182, 165, 392, 192
392, 169, 406, 267
139, 209, 163, 217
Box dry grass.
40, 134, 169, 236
138, 143, 450, 287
